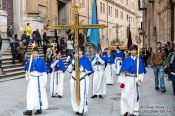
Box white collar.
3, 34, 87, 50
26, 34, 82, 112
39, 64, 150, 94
131, 56, 136, 60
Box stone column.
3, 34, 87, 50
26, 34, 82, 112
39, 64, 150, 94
13, 0, 21, 37
48, 0, 57, 25
166, 2, 172, 42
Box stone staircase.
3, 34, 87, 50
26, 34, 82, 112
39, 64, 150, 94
0, 44, 68, 81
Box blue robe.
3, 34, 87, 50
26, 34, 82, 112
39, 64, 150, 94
103, 55, 115, 64
120, 56, 146, 74
24, 57, 47, 72
70, 55, 94, 73
80, 55, 94, 73
114, 50, 125, 59
51, 59, 66, 72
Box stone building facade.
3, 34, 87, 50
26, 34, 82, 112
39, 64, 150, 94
63, 0, 142, 50
0, 0, 59, 38
142, 0, 175, 48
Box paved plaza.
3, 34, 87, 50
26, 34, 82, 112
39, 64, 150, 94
0, 68, 175, 116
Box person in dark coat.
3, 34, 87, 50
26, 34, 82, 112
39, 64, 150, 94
0, 31, 2, 51
43, 32, 49, 44
32, 31, 37, 43
11, 34, 19, 64
36, 29, 42, 47
141, 48, 149, 67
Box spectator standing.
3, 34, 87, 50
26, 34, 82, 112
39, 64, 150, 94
43, 32, 49, 44
32, 31, 37, 43
21, 31, 27, 46
66, 38, 73, 56
36, 29, 42, 46
167, 42, 174, 54
7, 25, 15, 48
60, 37, 65, 54
141, 48, 149, 67
169, 46, 175, 96
0, 31, 2, 50
18, 41, 26, 65
151, 42, 166, 93
11, 38, 18, 64
25, 23, 31, 46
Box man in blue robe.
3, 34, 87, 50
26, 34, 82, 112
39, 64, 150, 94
91, 50, 106, 98
103, 48, 115, 85
114, 46, 125, 75
118, 44, 146, 116
50, 52, 66, 98
67, 46, 93, 116
23, 47, 48, 115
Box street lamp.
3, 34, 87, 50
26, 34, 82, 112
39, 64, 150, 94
138, 0, 147, 10
113, 24, 122, 46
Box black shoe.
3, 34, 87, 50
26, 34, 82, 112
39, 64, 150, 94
58, 95, 62, 98
155, 87, 159, 90
79, 113, 83, 116
130, 114, 136, 116
123, 112, 128, 116
107, 84, 114, 85
91, 95, 97, 98
99, 95, 103, 98
75, 112, 79, 115
23, 110, 32, 115
34, 110, 42, 115
161, 89, 166, 93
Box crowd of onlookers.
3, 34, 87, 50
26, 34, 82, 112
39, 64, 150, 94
2, 23, 74, 68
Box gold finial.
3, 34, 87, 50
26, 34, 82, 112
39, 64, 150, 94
72, 3, 81, 11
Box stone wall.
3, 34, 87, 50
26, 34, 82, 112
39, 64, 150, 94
143, 0, 175, 48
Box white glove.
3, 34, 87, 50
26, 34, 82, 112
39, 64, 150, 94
96, 54, 99, 58
66, 56, 71, 63
136, 78, 142, 86
71, 59, 75, 65
25, 72, 29, 81
80, 66, 84, 72
26, 77, 29, 81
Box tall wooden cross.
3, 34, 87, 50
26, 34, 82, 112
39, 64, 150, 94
48, 2, 106, 105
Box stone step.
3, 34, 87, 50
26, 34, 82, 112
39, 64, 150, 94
0, 74, 25, 82
2, 63, 24, 69
2, 52, 12, 55
1, 56, 13, 61
2, 60, 19, 65
3, 66, 24, 73
0, 70, 24, 78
